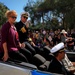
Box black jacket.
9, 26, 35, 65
48, 57, 74, 75
15, 21, 28, 43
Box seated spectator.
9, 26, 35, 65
42, 37, 53, 60
62, 54, 75, 74
60, 29, 68, 43
66, 36, 74, 51
26, 37, 43, 55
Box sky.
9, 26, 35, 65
0, 0, 30, 21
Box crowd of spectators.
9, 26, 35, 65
28, 29, 75, 52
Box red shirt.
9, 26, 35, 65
0, 22, 19, 52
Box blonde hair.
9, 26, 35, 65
5, 10, 17, 18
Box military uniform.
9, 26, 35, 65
48, 42, 74, 75
15, 21, 28, 43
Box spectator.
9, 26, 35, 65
62, 54, 75, 74
60, 29, 68, 43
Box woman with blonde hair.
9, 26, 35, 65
0, 10, 30, 62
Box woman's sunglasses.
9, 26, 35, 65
11, 16, 17, 19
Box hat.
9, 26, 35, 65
50, 42, 64, 53
21, 12, 29, 18
36, 31, 38, 33
28, 38, 32, 42
61, 29, 67, 34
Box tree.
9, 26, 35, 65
24, 0, 75, 30
24, 0, 44, 25
0, 2, 9, 27
54, 0, 75, 29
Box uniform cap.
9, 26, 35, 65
50, 42, 64, 53
21, 12, 30, 18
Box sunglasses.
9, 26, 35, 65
11, 16, 17, 19
23, 16, 28, 19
